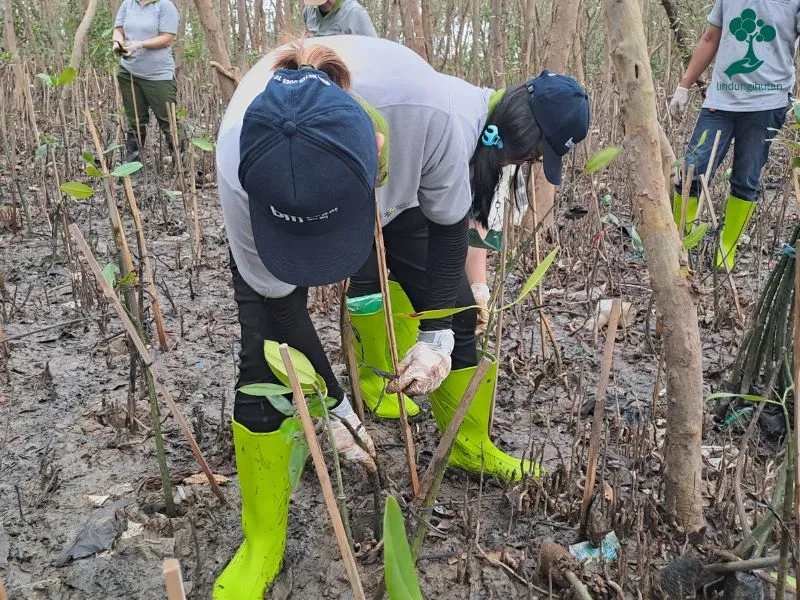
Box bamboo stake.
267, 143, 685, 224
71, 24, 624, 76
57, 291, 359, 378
0, 577, 7, 600
163, 558, 187, 600
122, 176, 169, 351
69, 224, 226, 503
680, 164, 694, 234
794, 227, 800, 593
373, 197, 419, 495
694, 130, 722, 224
279, 344, 366, 600
580, 299, 621, 531
340, 280, 366, 422
489, 195, 511, 434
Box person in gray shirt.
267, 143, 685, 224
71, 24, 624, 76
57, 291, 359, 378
303, 0, 377, 37
113, 0, 181, 163
669, 0, 800, 270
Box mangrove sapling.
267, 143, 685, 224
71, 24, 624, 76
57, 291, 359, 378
383, 496, 423, 600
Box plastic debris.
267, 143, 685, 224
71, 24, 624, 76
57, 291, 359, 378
568, 530, 620, 564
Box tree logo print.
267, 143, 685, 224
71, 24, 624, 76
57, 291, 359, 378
724, 9, 777, 79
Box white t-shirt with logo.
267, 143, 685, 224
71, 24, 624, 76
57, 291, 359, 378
217, 36, 488, 298
704, 0, 800, 111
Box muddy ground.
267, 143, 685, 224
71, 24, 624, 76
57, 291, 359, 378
0, 135, 796, 599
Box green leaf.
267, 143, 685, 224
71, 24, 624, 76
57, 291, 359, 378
584, 146, 621, 173
81, 150, 95, 164
191, 138, 214, 152
682, 222, 709, 249
384, 496, 424, 600
279, 417, 303, 443
35, 144, 48, 159
263, 341, 319, 392
101, 263, 120, 287
104, 143, 122, 154
629, 225, 644, 254
116, 271, 137, 287
704, 391, 783, 407
110, 161, 143, 177
236, 383, 294, 397
394, 305, 479, 320
288, 437, 310, 492
59, 181, 94, 199
307, 395, 338, 418
601, 213, 620, 226
792, 100, 800, 122
502, 247, 559, 309
36, 72, 53, 88
163, 189, 182, 200
85, 164, 102, 178
792, 157, 800, 170
696, 129, 709, 148
58, 67, 78, 87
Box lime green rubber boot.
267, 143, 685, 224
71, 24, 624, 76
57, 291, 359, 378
388, 280, 419, 359
716, 195, 756, 270
672, 192, 698, 233
348, 297, 420, 419
428, 357, 540, 481
213, 421, 291, 599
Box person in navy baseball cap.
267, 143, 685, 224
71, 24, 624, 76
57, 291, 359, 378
525, 69, 590, 186
238, 65, 379, 288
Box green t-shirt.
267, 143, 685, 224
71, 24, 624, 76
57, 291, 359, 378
704, 0, 800, 111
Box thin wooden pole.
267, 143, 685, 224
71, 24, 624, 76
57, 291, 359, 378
69, 224, 226, 503
373, 196, 420, 495
793, 170, 800, 593
163, 559, 187, 600
694, 129, 721, 224
279, 344, 366, 600
340, 280, 366, 421
122, 176, 169, 351
489, 193, 511, 434
580, 299, 621, 531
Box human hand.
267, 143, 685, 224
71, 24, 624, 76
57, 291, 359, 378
330, 396, 376, 471
113, 40, 131, 57
471, 282, 490, 336
669, 86, 690, 116
387, 330, 453, 396
123, 40, 144, 56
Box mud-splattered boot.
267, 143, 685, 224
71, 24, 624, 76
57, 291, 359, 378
125, 131, 144, 163
672, 191, 698, 233
715, 195, 756, 270
213, 421, 291, 599
429, 356, 540, 481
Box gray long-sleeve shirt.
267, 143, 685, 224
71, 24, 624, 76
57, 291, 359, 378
303, 0, 377, 37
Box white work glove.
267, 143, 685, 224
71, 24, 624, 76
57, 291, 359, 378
123, 40, 144, 56
330, 396, 376, 472
669, 86, 690, 116
387, 330, 453, 396
113, 39, 131, 57
471, 283, 490, 336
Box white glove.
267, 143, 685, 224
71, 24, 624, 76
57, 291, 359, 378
330, 396, 376, 472
387, 330, 453, 396
669, 86, 690, 116
471, 283, 490, 336
113, 40, 131, 57
123, 40, 144, 56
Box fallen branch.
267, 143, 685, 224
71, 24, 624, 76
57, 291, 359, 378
705, 556, 780, 573
210, 61, 242, 86
279, 344, 366, 600
69, 224, 226, 503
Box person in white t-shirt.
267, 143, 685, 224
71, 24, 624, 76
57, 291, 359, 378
670, 0, 800, 269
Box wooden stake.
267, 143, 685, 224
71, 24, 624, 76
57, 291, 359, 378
694, 130, 722, 225
680, 164, 694, 234
163, 559, 187, 600
0, 578, 7, 600
373, 197, 419, 495
340, 280, 365, 422
580, 298, 621, 531
793, 219, 800, 593
69, 224, 226, 503
489, 193, 511, 434
122, 176, 169, 351
279, 344, 366, 600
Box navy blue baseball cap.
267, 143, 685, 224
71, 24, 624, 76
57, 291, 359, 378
238, 68, 378, 288
525, 70, 590, 185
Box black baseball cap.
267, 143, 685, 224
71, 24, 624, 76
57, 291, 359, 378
238, 68, 378, 288
525, 70, 590, 185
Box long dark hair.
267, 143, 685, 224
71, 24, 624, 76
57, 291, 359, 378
470, 83, 543, 228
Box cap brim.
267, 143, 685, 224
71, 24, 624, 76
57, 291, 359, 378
542, 144, 563, 186
250, 199, 375, 288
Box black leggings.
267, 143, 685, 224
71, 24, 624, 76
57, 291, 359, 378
232, 209, 477, 433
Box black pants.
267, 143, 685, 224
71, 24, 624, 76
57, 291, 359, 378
232, 208, 477, 433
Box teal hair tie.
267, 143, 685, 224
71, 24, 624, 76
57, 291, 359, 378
481, 124, 504, 149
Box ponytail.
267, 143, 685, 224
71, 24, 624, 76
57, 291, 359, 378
273, 39, 352, 90
470, 83, 544, 228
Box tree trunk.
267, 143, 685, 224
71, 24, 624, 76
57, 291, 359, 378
469, 0, 481, 82
4, 0, 38, 142
487, 0, 504, 88
398, 0, 427, 60
603, 0, 704, 534
420, 0, 434, 61
219, 0, 231, 53
527, 0, 580, 233
174, 0, 187, 81
387, 0, 399, 40
237, 0, 248, 73
659, 0, 706, 92
252, 0, 264, 53
520, 0, 534, 76
41, 0, 65, 66
193, 0, 238, 101
68, 0, 99, 70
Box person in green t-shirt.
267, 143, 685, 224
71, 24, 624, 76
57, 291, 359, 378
303, 0, 377, 37
669, 0, 800, 270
